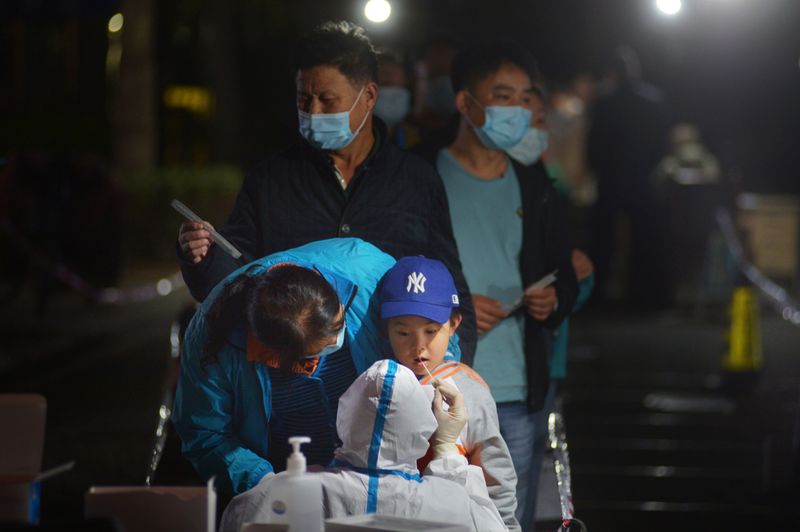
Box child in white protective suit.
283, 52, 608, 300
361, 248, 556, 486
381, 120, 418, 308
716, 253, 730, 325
219, 359, 507, 532
379, 256, 521, 532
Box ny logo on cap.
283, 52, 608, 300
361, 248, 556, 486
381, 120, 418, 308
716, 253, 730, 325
406, 272, 426, 294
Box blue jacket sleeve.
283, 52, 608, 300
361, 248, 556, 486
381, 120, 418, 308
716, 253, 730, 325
172, 313, 272, 495
573, 273, 595, 313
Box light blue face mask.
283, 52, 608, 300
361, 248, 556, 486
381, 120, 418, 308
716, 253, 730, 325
506, 127, 549, 166
310, 321, 346, 358
298, 86, 369, 150
374, 86, 411, 127
466, 92, 532, 150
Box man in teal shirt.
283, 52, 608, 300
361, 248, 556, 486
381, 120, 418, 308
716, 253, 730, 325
435, 42, 578, 531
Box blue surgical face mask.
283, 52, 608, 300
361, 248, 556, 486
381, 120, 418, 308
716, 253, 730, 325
298, 86, 369, 150
465, 92, 532, 150
310, 321, 346, 358
424, 75, 456, 114
506, 127, 549, 166
374, 86, 411, 127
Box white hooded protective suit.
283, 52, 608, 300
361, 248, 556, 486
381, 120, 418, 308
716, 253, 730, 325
220, 359, 507, 532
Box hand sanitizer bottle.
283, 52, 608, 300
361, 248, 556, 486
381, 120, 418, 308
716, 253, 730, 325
268, 436, 324, 532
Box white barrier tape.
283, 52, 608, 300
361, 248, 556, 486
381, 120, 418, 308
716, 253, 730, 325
557, 518, 588, 532
549, 410, 589, 531
716, 208, 800, 327
2, 219, 185, 305
548, 410, 588, 531
145, 319, 187, 486
96, 271, 185, 304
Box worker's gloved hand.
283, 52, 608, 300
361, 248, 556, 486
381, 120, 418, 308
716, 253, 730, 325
431, 380, 468, 458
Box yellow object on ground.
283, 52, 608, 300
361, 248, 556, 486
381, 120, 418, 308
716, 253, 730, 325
723, 286, 763, 372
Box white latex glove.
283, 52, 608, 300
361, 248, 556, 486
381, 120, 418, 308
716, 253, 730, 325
431, 380, 468, 457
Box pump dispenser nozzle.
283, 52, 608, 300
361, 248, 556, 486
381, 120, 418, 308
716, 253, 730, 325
286, 436, 311, 475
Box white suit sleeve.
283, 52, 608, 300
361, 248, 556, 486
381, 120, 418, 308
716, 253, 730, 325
425, 455, 509, 532
219, 473, 277, 532
464, 383, 521, 532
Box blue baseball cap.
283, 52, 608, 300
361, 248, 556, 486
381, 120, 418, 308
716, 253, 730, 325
380, 256, 460, 323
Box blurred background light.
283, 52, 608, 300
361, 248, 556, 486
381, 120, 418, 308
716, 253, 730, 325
107, 12, 124, 33
163, 85, 213, 115
656, 0, 682, 15
156, 279, 173, 296
364, 0, 391, 23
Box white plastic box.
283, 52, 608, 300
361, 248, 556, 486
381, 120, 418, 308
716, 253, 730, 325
324, 514, 470, 532
85, 479, 216, 532
737, 193, 799, 279
244, 515, 471, 532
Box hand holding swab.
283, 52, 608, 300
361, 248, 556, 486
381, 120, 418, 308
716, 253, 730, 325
171, 199, 242, 260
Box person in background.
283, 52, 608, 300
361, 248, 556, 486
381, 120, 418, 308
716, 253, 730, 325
545, 74, 597, 206
379, 256, 521, 531
587, 45, 671, 308
412, 35, 461, 150
653, 122, 722, 303
219, 360, 508, 532
374, 52, 420, 149
654, 122, 721, 187
176, 20, 477, 363
433, 41, 578, 531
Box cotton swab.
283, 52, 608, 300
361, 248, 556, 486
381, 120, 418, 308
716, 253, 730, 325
422, 360, 439, 386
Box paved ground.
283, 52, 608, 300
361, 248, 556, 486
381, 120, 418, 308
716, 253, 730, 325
553, 304, 800, 531
1, 265, 798, 530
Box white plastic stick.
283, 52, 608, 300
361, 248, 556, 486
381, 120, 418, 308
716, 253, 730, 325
506, 269, 559, 314
422, 361, 435, 382
36, 460, 75, 482
171, 199, 242, 260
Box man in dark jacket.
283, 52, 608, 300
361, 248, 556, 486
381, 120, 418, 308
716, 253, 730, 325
433, 41, 578, 531
177, 21, 476, 362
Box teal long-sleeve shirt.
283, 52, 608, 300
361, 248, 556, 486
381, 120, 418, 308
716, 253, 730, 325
549, 273, 594, 379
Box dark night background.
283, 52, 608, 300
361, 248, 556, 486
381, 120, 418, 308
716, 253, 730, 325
1, 1, 799, 531
2, 0, 800, 188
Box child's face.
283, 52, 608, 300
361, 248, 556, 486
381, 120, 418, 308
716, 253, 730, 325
387, 315, 460, 377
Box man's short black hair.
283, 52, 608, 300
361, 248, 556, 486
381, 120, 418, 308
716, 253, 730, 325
450, 40, 540, 93
293, 21, 378, 85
